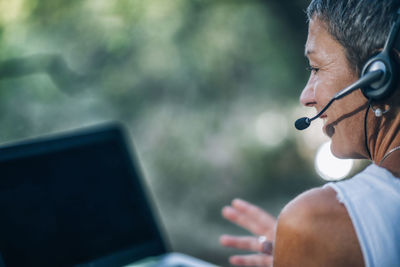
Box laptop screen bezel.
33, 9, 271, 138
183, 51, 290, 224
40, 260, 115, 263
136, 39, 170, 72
0, 123, 169, 267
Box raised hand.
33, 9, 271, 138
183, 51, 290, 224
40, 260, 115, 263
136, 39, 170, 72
220, 199, 277, 266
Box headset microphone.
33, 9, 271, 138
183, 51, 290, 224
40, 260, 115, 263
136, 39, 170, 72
294, 70, 383, 130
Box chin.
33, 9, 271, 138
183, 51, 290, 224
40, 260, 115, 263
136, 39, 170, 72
330, 146, 349, 159
330, 141, 353, 159
330, 142, 364, 159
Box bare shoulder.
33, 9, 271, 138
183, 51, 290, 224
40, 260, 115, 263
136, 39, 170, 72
273, 187, 364, 267
279, 186, 343, 223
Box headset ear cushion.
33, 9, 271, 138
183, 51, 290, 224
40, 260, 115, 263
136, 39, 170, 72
361, 51, 397, 101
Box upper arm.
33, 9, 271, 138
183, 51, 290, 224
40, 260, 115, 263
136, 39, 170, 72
273, 187, 364, 267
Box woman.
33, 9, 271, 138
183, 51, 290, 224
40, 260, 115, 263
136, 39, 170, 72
220, 0, 400, 266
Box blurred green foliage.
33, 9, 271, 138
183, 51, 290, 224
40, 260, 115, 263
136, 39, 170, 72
0, 0, 326, 265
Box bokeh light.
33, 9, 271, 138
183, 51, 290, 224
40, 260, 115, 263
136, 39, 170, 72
315, 141, 353, 181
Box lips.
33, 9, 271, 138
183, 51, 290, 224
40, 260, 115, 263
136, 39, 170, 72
318, 112, 329, 133
316, 108, 327, 120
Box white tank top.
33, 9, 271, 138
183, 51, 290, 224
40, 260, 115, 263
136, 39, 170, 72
324, 164, 400, 267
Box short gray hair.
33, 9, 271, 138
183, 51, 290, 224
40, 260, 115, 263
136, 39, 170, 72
307, 0, 399, 75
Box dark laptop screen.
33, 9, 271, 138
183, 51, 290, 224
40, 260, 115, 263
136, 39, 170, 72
0, 124, 166, 267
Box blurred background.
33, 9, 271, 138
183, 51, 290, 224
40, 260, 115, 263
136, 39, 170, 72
0, 0, 368, 266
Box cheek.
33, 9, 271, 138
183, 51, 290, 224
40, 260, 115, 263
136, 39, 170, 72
318, 74, 364, 115
331, 93, 367, 129
316, 68, 358, 102
329, 93, 368, 158
339, 90, 368, 115
314, 78, 337, 104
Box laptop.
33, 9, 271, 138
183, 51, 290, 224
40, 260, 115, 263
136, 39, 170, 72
0, 123, 218, 267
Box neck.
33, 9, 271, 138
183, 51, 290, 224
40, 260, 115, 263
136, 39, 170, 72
380, 148, 400, 177
368, 107, 400, 177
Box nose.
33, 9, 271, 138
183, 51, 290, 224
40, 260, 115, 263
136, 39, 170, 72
300, 77, 316, 107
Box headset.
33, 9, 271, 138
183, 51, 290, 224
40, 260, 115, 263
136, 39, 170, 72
295, 7, 400, 131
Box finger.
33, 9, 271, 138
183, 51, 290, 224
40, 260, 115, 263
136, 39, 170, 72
232, 199, 276, 227
219, 235, 260, 252
221, 206, 239, 221
231, 199, 276, 236
229, 254, 273, 267
221, 206, 265, 236
222, 205, 272, 237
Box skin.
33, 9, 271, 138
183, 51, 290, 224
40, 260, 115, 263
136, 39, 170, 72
300, 18, 368, 159
220, 199, 276, 266
273, 187, 364, 267
221, 17, 400, 266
